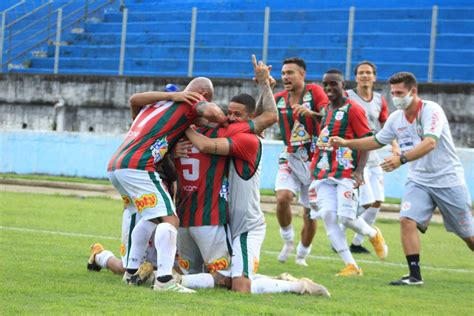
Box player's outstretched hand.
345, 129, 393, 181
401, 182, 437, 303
291, 104, 312, 117
329, 136, 347, 147
171, 91, 202, 105
380, 155, 401, 172
252, 54, 270, 84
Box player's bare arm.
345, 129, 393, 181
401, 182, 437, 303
380, 137, 437, 172
184, 128, 230, 155
255, 75, 276, 116
330, 135, 382, 151
251, 55, 278, 134
195, 101, 227, 124
352, 150, 368, 188
129, 91, 202, 119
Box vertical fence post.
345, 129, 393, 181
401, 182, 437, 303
119, 8, 128, 75
0, 12, 6, 72
47, 2, 52, 42
54, 8, 63, 74
188, 7, 197, 77
262, 6, 270, 64
345, 6, 355, 81
427, 5, 438, 83
84, 0, 89, 22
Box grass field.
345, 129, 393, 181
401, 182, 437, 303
1, 191, 472, 314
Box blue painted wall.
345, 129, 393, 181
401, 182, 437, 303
1, 130, 473, 200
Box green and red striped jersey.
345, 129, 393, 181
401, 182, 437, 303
175, 121, 255, 227
274, 83, 328, 154
312, 98, 372, 180
107, 98, 203, 172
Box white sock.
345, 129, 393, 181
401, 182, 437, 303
127, 220, 156, 269
280, 225, 294, 243
296, 242, 311, 258
339, 216, 377, 238
181, 273, 215, 289
338, 249, 357, 267
362, 207, 379, 226
154, 222, 177, 277
95, 250, 114, 269
251, 277, 302, 294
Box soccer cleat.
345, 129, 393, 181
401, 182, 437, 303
350, 243, 371, 254
123, 263, 155, 286
369, 226, 388, 259
274, 272, 299, 282
278, 241, 294, 263
172, 268, 183, 284
298, 278, 331, 298
389, 275, 423, 286
153, 279, 196, 293
295, 256, 308, 266
336, 264, 363, 277
87, 243, 105, 272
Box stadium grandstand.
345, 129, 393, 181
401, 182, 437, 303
0, 0, 473, 82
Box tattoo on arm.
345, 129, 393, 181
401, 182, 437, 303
195, 101, 207, 116
213, 142, 218, 154
255, 95, 264, 116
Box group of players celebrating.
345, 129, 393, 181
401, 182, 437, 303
87, 54, 473, 294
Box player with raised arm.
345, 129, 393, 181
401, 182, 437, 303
330, 72, 473, 285
308, 69, 388, 277
274, 57, 329, 266
107, 77, 226, 293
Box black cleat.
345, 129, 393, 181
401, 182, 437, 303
389, 275, 423, 286
350, 244, 371, 254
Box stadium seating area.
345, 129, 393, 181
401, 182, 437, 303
2, 0, 474, 82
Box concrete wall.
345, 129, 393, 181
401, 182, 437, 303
1, 130, 473, 200
0, 73, 473, 146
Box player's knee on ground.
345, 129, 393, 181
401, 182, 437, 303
276, 190, 294, 205
232, 276, 251, 293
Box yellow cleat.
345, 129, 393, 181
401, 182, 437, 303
369, 226, 388, 260
87, 243, 105, 271
336, 264, 363, 277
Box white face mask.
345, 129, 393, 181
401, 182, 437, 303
392, 90, 413, 110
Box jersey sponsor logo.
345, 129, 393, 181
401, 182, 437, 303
134, 193, 158, 213
182, 185, 198, 192
335, 111, 345, 121
430, 111, 440, 133
290, 121, 311, 146
122, 195, 131, 207
303, 92, 312, 102
336, 147, 354, 169
150, 136, 168, 164
206, 257, 230, 273
316, 151, 330, 170
219, 178, 229, 200
277, 98, 286, 108
401, 201, 411, 211
177, 256, 190, 271
316, 126, 331, 150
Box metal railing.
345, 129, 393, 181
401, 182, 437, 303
0, 0, 116, 73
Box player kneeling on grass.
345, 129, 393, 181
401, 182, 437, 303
330, 72, 473, 286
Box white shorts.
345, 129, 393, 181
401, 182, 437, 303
177, 225, 232, 274
120, 208, 157, 268
274, 151, 311, 208
358, 165, 385, 206
108, 169, 176, 221
309, 177, 358, 220
221, 224, 266, 280
401, 181, 473, 238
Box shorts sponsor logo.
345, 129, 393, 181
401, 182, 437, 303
401, 201, 411, 211
120, 243, 126, 257
177, 256, 190, 271
134, 193, 157, 213
122, 195, 131, 207
206, 257, 230, 273
343, 191, 352, 199
253, 257, 259, 273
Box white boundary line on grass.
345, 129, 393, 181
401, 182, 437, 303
1, 225, 473, 274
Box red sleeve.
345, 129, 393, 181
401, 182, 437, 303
378, 96, 389, 124
310, 84, 329, 112
217, 121, 253, 137
228, 133, 259, 163
349, 104, 372, 138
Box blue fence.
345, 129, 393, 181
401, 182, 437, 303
1, 130, 473, 200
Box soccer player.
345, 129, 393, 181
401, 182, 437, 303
274, 57, 329, 266
330, 72, 474, 285
309, 69, 388, 277
345, 61, 393, 253
107, 77, 227, 293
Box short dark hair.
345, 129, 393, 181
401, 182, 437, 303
354, 61, 377, 76
389, 72, 417, 90
283, 57, 306, 71
230, 93, 256, 114
325, 68, 344, 76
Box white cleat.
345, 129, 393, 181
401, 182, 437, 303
298, 278, 331, 298
295, 256, 308, 266
153, 279, 196, 293
278, 241, 294, 263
